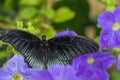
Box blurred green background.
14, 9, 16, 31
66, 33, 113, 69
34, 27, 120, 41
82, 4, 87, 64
0, 0, 120, 80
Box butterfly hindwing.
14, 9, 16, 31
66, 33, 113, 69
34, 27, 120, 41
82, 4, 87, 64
48, 36, 99, 65
0, 29, 99, 69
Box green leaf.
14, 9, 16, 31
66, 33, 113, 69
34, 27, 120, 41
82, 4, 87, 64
41, 23, 56, 39
107, 6, 115, 12
0, 51, 8, 59
53, 7, 76, 23
40, 9, 55, 19
16, 21, 23, 28
110, 69, 120, 80
99, 0, 115, 5
19, 0, 42, 6
7, 45, 13, 53
27, 22, 41, 35
4, 0, 18, 12
7, 45, 19, 54
18, 7, 37, 19
94, 36, 100, 44
0, 15, 12, 24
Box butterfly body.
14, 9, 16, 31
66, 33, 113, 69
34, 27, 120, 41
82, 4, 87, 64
0, 29, 99, 69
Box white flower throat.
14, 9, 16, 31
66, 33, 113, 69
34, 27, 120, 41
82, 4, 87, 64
112, 22, 120, 30
12, 73, 23, 80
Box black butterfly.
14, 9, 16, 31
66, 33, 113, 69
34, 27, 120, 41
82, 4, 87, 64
0, 29, 99, 69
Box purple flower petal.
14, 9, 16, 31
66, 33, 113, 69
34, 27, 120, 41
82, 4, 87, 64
91, 69, 109, 80
77, 67, 109, 80
72, 51, 115, 80
55, 29, 77, 37
100, 30, 117, 50
117, 54, 120, 71
115, 31, 120, 48
0, 67, 12, 80
6, 54, 28, 73
30, 70, 52, 80
0, 54, 41, 80
31, 65, 80, 80
113, 7, 120, 22
48, 65, 79, 80
98, 12, 115, 30
94, 52, 116, 69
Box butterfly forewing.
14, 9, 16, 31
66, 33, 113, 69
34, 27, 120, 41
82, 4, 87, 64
0, 29, 99, 69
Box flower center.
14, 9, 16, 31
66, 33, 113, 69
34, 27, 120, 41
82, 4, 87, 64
87, 57, 94, 64
12, 73, 23, 80
112, 22, 120, 30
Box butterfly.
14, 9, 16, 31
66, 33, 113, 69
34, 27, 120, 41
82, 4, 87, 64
0, 29, 99, 69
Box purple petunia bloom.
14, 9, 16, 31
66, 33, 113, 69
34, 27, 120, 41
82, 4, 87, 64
0, 54, 41, 80
72, 51, 116, 80
33, 65, 80, 80
55, 29, 77, 37
117, 54, 120, 71
98, 7, 120, 49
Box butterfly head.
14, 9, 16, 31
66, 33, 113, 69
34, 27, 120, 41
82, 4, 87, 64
41, 35, 46, 41
39, 35, 48, 48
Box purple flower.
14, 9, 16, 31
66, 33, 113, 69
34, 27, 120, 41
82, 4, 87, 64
55, 29, 77, 37
72, 51, 115, 80
48, 65, 79, 80
34, 65, 79, 80
0, 54, 40, 80
98, 7, 120, 49
117, 54, 120, 71
100, 30, 120, 49
30, 70, 52, 80
98, 7, 120, 30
